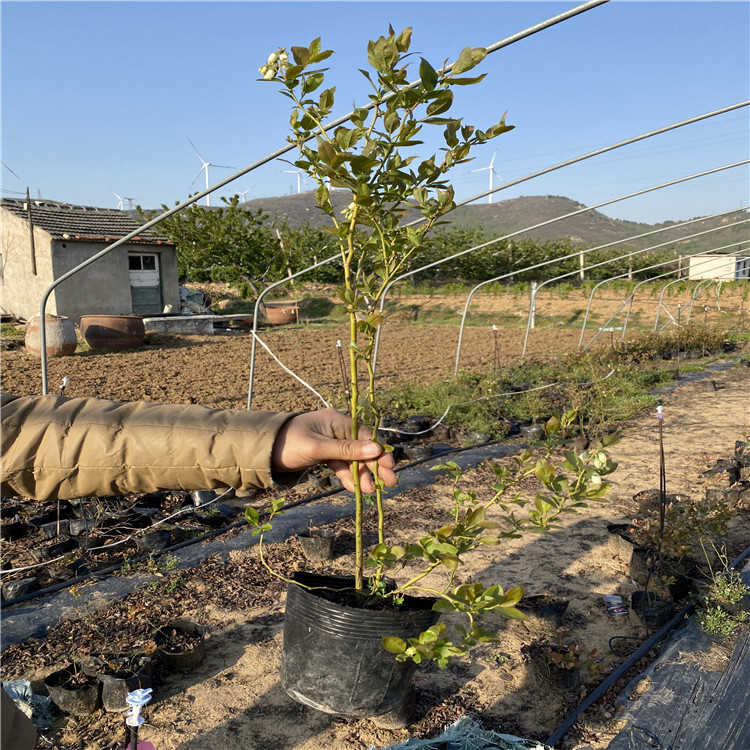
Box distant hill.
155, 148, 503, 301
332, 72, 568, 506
242, 191, 748, 256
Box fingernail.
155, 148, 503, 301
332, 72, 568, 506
361, 442, 380, 458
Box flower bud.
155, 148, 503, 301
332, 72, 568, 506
263, 68, 276, 81
267, 51, 278, 65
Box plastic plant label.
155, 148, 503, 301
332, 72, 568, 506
605, 594, 628, 615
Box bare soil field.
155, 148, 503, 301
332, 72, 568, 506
2, 287, 746, 413
1, 287, 749, 750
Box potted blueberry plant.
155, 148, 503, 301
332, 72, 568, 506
247, 28, 618, 719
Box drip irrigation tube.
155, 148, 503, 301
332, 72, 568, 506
545, 542, 750, 748
0, 439, 498, 610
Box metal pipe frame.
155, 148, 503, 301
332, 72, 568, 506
455, 207, 747, 373
522, 219, 748, 357
685, 278, 718, 325
35, 0, 608, 395
374, 151, 749, 374
654, 274, 716, 331
246, 253, 340, 409
575, 224, 749, 349
583, 247, 749, 350
654, 273, 727, 331
451, 169, 749, 368
618, 253, 748, 342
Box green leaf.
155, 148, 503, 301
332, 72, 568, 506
534, 458, 556, 484
419, 58, 439, 91
291, 45, 311, 66
452, 46, 487, 74
317, 140, 337, 165
382, 636, 407, 654
449, 74, 487, 86
302, 71, 325, 94
426, 90, 454, 117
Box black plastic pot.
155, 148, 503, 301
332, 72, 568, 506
606, 523, 637, 562
630, 590, 675, 630
85, 654, 152, 712
520, 424, 545, 441
281, 572, 439, 718
44, 663, 100, 716
0, 518, 28, 541
135, 528, 172, 553
298, 529, 335, 562
153, 619, 206, 671
517, 595, 569, 626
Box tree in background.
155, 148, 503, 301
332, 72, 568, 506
139, 196, 287, 301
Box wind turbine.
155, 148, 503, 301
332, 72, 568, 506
283, 169, 305, 195
471, 150, 503, 204
239, 185, 256, 202
187, 138, 235, 206
113, 192, 136, 211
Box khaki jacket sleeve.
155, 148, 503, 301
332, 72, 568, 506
1, 393, 298, 501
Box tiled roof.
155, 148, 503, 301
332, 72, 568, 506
0, 198, 174, 245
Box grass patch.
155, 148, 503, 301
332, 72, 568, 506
376, 325, 743, 440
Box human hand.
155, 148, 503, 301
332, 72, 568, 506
271, 409, 397, 494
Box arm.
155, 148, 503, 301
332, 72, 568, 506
1, 394, 395, 501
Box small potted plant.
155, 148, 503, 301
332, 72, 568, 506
526, 627, 604, 692
247, 28, 619, 720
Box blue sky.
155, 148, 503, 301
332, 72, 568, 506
1, 0, 748, 224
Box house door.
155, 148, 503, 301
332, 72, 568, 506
129, 253, 162, 314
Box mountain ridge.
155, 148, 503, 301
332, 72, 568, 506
241, 192, 748, 255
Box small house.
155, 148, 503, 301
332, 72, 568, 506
0, 198, 179, 323
687, 251, 750, 281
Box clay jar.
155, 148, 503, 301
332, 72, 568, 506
24, 314, 78, 357
79, 314, 145, 350
263, 302, 299, 325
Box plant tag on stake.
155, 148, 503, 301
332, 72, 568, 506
125, 688, 155, 750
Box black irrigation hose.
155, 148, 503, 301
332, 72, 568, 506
0, 438, 501, 609
545, 542, 750, 748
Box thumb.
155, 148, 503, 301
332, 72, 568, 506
321, 438, 381, 462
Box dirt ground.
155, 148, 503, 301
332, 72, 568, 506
1, 287, 749, 750
2, 287, 746, 412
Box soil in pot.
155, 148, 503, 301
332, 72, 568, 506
530, 644, 582, 692
298, 529, 335, 562
85, 654, 152, 712
43, 663, 100, 716
281, 571, 439, 718
153, 619, 206, 671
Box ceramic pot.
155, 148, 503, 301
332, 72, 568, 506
263, 302, 299, 325
24, 314, 78, 357
79, 314, 145, 350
